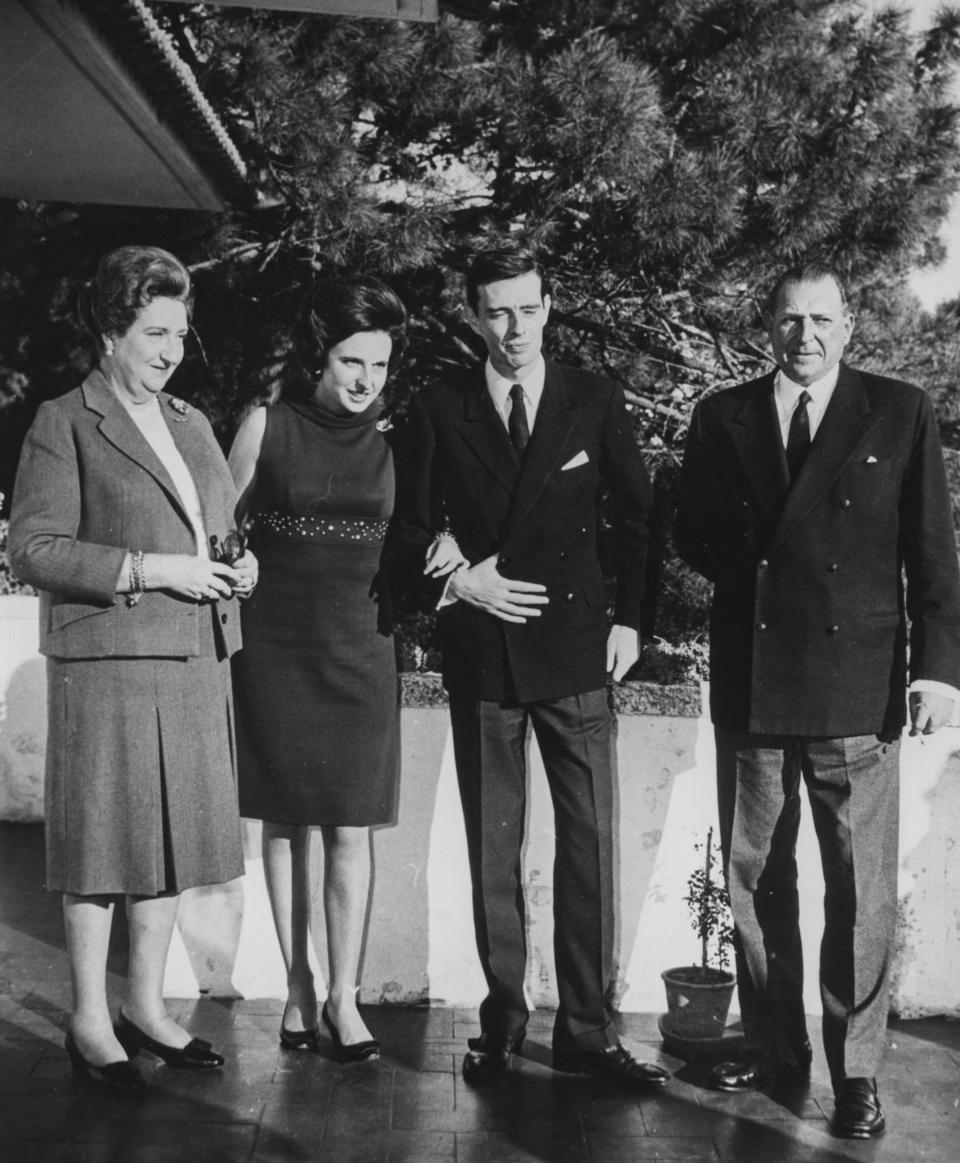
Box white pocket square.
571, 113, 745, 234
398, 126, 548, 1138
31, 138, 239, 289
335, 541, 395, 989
865, 455, 878, 464
561, 451, 589, 471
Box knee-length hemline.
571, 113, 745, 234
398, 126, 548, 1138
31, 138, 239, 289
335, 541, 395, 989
44, 607, 244, 897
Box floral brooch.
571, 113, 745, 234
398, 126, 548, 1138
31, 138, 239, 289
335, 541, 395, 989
375, 417, 393, 433
168, 397, 190, 421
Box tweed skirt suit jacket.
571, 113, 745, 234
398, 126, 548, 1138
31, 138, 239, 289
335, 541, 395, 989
9, 371, 245, 896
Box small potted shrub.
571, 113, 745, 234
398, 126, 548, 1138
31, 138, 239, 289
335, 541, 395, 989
659, 827, 738, 1052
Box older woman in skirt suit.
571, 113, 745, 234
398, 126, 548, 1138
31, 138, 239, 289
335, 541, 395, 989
9, 246, 257, 1091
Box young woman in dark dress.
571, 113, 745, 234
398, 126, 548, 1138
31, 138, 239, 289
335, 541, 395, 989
229, 277, 463, 1059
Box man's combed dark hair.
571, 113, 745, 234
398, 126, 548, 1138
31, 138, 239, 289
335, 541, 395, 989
77, 246, 192, 352
465, 245, 553, 313
292, 275, 408, 373
763, 263, 850, 320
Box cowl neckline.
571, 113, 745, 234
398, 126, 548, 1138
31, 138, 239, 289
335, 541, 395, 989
287, 394, 384, 430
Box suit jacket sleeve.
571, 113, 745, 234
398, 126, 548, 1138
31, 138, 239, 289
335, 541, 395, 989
9, 399, 127, 603
674, 398, 720, 584
599, 384, 654, 631
390, 393, 448, 609
901, 391, 960, 686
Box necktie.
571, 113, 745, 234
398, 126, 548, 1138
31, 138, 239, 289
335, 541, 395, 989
508, 383, 530, 457
785, 389, 812, 481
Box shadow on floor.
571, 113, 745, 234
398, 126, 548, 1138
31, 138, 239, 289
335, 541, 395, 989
1, 822, 958, 1162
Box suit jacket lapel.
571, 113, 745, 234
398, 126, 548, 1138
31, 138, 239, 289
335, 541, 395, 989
456, 369, 522, 494
504, 361, 579, 532
82, 370, 192, 530
769, 362, 881, 552
723, 373, 789, 513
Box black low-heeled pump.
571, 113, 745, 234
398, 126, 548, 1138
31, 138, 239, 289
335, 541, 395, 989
65, 1030, 146, 1093
321, 1002, 380, 1063
280, 1024, 321, 1051
115, 1012, 225, 1070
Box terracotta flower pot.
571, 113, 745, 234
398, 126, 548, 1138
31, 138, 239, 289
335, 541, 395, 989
660, 965, 736, 1039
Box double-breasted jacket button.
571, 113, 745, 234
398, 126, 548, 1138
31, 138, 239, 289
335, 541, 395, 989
758, 559, 769, 571
559, 550, 568, 561
755, 621, 767, 632
840, 498, 852, 509
828, 624, 840, 634
565, 591, 576, 603
827, 562, 839, 573
221, 613, 228, 624
499, 554, 510, 567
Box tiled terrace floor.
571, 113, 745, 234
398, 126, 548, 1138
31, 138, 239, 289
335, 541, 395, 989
2, 821, 959, 1162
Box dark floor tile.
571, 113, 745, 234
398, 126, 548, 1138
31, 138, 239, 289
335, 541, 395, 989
585, 1136, 719, 1160
383, 1131, 458, 1161
184, 1121, 258, 1163
37, 1145, 114, 1163
457, 1128, 589, 1161
0, 1140, 48, 1163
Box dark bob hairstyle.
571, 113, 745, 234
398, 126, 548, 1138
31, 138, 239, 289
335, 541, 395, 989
292, 275, 408, 375
77, 246, 193, 354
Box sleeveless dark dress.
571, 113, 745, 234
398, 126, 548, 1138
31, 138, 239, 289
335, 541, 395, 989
233, 398, 400, 826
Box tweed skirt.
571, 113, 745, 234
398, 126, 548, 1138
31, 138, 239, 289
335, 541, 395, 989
44, 608, 244, 897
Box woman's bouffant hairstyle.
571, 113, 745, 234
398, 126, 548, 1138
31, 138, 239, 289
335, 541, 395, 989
292, 275, 408, 375
77, 246, 193, 353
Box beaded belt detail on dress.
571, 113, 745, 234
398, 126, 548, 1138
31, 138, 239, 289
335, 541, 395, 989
259, 512, 389, 544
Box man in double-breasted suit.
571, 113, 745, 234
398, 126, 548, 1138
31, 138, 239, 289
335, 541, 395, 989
677, 263, 960, 1138
401, 246, 668, 1087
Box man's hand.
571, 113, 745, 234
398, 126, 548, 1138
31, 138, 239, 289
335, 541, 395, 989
606, 624, 639, 682
447, 554, 549, 624
908, 690, 956, 736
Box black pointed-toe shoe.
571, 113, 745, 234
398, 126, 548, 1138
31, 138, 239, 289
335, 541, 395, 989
321, 1003, 380, 1063
280, 1024, 321, 1052
834, 1077, 885, 1139
462, 1030, 525, 1082
710, 1053, 767, 1092
115, 1012, 225, 1070
553, 1043, 670, 1088
65, 1031, 146, 1093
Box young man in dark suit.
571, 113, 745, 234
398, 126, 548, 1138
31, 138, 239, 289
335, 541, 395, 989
677, 263, 960, 1138
401, 246, 667, 1087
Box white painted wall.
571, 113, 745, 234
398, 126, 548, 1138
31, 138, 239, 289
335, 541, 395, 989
3, 596, 958, 1017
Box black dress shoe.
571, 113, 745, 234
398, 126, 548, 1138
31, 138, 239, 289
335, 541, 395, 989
834, 1077, 885, 1139
462, 1031, 525, 1081
553, 1043, 670, 1088
280, 1024, 321, 1051
710, 1053, 766, 1092
321, 1002, 380, 1062
65, 1031, 146, 1093
115, 1012, 225, 1069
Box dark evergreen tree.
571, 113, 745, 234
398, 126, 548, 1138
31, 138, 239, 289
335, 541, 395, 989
4, 0, 960, 663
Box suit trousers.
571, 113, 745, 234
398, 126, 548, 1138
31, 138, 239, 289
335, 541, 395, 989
715, 729, 900, 1091
449, 689, 617, 1051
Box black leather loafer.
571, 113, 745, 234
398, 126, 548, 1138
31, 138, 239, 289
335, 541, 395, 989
834, 1077, 885, 1139
553, 1043, 669, 1088
462, 1030, 525, 1081
710, 1053, 766, 1092
65, 1031, 146, 1093
115, 1013, 225, 1069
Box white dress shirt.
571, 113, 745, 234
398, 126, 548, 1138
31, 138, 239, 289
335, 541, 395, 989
774, 365, 838, 446
486, 356, 546, 433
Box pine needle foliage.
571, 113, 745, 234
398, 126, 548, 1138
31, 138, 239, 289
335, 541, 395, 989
4, 1, 960, 658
